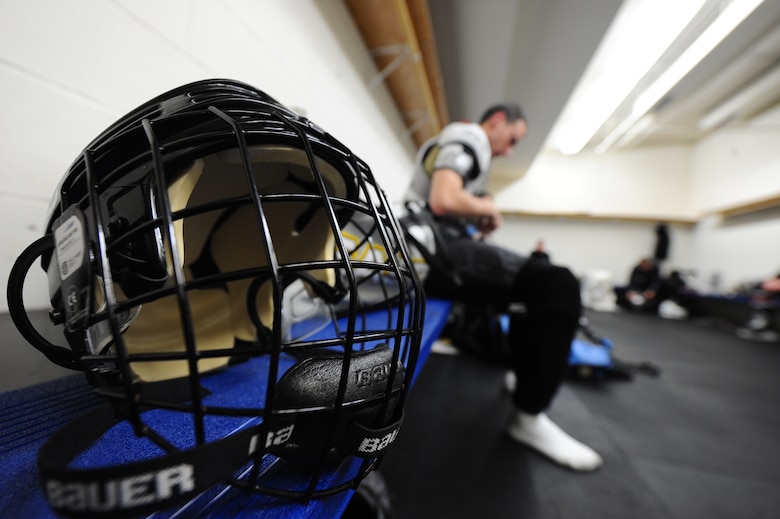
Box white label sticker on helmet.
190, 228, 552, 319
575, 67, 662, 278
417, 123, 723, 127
54, 214, 85, 282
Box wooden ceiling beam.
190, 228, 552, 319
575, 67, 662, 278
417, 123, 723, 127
345, 0, 448, 147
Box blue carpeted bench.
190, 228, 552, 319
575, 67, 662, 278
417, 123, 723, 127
0, 300, 452, 518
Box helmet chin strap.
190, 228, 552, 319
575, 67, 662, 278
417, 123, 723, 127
35, 346, 406, 518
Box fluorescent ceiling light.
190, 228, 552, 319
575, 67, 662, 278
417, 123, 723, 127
597, 0, 766, 153
597, 114, 655, 153
632, 0, 767, 117
553, 0, 704, 155
698, 62, 780, 130
595, 113, 639, 152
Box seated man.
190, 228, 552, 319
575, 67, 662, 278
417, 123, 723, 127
615, 258, 663, 312
404, 103, 602, 472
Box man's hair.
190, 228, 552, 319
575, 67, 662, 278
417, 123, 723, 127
479, 103, 525, 124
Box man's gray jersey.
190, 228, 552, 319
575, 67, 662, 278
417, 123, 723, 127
405, 121, 492, 202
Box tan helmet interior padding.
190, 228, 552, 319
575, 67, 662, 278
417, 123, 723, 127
122, 146, 348, 382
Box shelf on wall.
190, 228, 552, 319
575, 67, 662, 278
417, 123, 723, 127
501, 210, 697, 227
503, 192, 780, 225
707, 193, 780, 218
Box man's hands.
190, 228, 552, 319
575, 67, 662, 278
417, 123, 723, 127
477, 205, 502, 234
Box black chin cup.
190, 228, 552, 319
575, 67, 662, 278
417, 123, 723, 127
269, 345, 405, 464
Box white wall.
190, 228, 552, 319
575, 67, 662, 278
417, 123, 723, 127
690, 104, 780, 213
0, 0, 416, 312
688, 210, 780, 292
686, 104, 780, 290
495, 145, 694, 219
491, 104, 780, 293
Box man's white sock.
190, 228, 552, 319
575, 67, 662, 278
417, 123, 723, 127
507, 410, 603, 471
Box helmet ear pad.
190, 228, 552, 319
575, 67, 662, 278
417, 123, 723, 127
209, 199, 336, 343
119, 158, 233, 382
119, 147, 347, 382
196, 147, 345, 341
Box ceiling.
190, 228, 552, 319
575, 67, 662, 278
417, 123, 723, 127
347, 0, 780, 193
